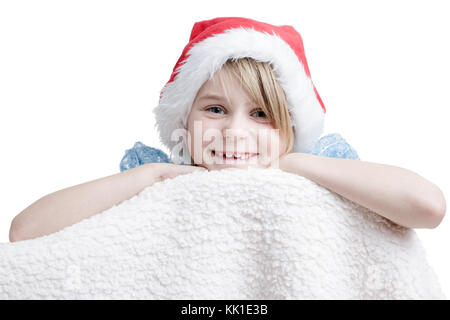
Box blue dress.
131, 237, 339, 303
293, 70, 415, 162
119, 133, 360, 172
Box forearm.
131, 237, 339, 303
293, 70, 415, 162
280, 153, 446, 229
10, 163, 161, 242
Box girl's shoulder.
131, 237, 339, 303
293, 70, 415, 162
119, 141, 171, 172
310, 132, 360, 160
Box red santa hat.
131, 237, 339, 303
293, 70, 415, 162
153, 17, 326, 164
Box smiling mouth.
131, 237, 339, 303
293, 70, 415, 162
211, 150, 259, 162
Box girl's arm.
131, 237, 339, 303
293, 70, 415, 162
279, 153, 446, 229
9, 163, 162, 242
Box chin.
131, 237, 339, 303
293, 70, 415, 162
205, 162, 271, 171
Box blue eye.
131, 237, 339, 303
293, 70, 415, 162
252, 110, 267, 118
206, 106, 225, 114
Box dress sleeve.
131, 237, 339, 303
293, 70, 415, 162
309, 133, 360, 160
119, 141, 170, 172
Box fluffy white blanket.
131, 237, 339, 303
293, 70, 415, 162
0, 168, 445, 299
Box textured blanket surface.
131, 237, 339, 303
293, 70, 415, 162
0, 168, 445, 299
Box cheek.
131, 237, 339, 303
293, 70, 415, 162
187, 118, 217, 152
200, 120, 220, 143
268, 139, 282, 157
256, 128, 283, 154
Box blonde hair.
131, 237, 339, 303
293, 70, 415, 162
190, 57, 295, 165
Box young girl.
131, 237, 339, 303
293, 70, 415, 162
10, 17, 445, 242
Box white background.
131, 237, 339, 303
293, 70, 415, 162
1, 0, 449, 297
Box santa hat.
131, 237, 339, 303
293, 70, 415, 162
153, 17, 326, 164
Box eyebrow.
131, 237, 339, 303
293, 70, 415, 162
197, 93, 257, 107
197, 93, 226, 101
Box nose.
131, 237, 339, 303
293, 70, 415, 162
225, 128, 249, 141
223, 113, 251, 141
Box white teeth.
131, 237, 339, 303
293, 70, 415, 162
214, 150, 255, 160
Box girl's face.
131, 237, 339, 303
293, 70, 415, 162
186, 68, 287, 171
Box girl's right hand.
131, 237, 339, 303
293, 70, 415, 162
150, 163, 207, 182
